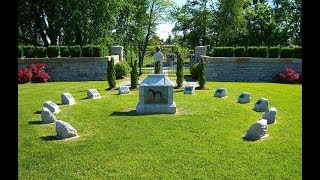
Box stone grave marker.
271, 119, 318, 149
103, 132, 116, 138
118, 86, 130, 95
244, 119, 269, 140
87, 89, 101, 99
56, 120, 78, 139
154, 46, 164, 73
136, 74, 176, 114
253, 98, 269, 112
214, 88, 227, 98
43, 101, 60, 113
184, 86, 195, 94
238, 92, 251, 104
61, 92, 75, 105
41, 107, 57, 124
262, 107, 277, 124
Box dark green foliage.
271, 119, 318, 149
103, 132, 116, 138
69, 46, 81, 57
246, 47, 259, 57
190, 62, 199, 80
18, 46, 22, 58
115, 61, 130, 79
81, 46, 93, 57
130, 60, 139, 89
257, 47, 268, 57
107, 58, 116, 88
154, 60, 161, 74
59, 46, 70, 57
268, 47, 280, 58
212, 47, 234, 57
22, 46, 36, 58
280, 47, 294, 58
92, 46, 104, 57
34, 47, 47, 58
234, 47, 246, 57
176, 52, 184, 88
293, 46, 302, 59
47, 46, 59, 58
198, 57, 206, 89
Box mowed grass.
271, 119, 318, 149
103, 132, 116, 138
18, 79, 302, 179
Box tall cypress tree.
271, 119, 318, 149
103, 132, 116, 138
198, 57, 206, 89
176, 51, 184, 88
130, 60, 139, 89
107, 58, 116, 89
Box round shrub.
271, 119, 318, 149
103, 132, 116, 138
47, 46, 59, 58
115, 61, 130, 79
234, 47, 246, 57
268, 47, 280, 58
59, 46, 69, 57
190, 62, 199, 79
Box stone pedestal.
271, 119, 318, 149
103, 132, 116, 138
136, 74, 176, 114
194, 46, 206, 62
111, 46, 124, 61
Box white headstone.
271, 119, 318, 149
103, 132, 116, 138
262, 107, 277, 124
61, 93, 75, 105
184, 86, 195, 94
253, 98, 269, 112
56, 120, 78, 139
41, 107, 57, 124
244, 119, 269, 140
238, 92, 251, 104
43, 101, 60, 113
214, 88, 227, 98
87, 89, 101, 99
118, 86, 130, 94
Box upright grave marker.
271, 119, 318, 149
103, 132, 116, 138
61, 93, 75, 105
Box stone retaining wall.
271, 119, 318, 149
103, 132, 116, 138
203, 56, 302, 82
18, 55, 119, 81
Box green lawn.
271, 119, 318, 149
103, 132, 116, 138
18, 78, 302, 179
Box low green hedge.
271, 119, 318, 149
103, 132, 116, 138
47, 46, 59, 58
18, 46, 22, 58
212, 47, 234, 57
293, 46, 302, 59
234, 47, 246, 57
81, 46, 93, 57
268, 47, 280, 58
280, 47, 294, 58
22, 46, 36, 58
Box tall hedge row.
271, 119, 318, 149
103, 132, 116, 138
18, 45, 108, 58
208, 46, 302, 58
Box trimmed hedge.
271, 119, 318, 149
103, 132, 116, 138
34, 47, 47, 58
293, 46, 302, 59
92, 46, 104, 57
18, 46, 22, 58
280, 47, 294, 58
22, 46, 36, 58
81, 46, 93, 57
268, 47, 280, 58
246, 46, 259, 57
257, 47, 267, 57
234, 47, 246, 57
59, 46, 69, 57
212, 47, 234, 57
69, 45, 81, 57
47, 46, 59, 58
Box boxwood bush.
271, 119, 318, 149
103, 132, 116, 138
234, 47, 246, 57
47, 46, 59, 58
268, 47, 280, 58
34, 47, 47, 58
59, 46, 69, 57
69, 46, 81, 57
22, 46, 36, 58
190, 62, 199, 80
246, 46, 259, 57
92, 46, 104, 57
293, 46, 302, 59
81, 46, 93, 57
280, 47, 294, 58
257, 47, 267, 57
18, 46, 22, 58
115, 61, 131, 79
212, 47, 234, 57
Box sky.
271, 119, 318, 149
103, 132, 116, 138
156, 0, 186, 41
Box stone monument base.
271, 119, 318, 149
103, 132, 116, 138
136, 102, 176, 114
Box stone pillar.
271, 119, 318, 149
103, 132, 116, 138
111, 46, 124, 61
194, 46, 207, 62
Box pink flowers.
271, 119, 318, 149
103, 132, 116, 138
18, 63, 50, 84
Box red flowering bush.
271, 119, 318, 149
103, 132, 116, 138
273, 68, 301, 84
18, 68, 32, 84
18, 63, 50, 84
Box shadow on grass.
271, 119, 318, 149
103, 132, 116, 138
28, 120, 42, 125
184, 75, 196, 82
174, 89, 184, 93
110, 110, 139, 116
34, 110, 42, 114
242, 136, 258, 142
41, 135, 59, 141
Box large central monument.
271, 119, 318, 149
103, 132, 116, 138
136, 74, 176, 114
